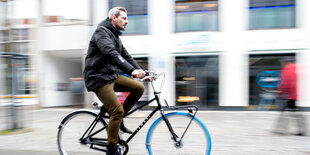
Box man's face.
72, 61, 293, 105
111, 11, 128, 31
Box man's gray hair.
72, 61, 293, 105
108, 7, 127, 19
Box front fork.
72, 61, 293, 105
161, 100, 198, 144
160, 109, 180, 142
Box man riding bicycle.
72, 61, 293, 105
83, 7, 146, 155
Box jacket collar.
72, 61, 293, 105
100, 18, 122, 37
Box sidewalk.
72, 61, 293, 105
0, 108, 309, 155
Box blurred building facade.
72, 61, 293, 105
1, 0, 310, 110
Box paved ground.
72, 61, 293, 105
0, 107, 309, 155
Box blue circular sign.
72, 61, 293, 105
256, 71, 281, 88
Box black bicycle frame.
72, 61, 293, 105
80, 92, 197, 151
79, 94, 161, 149
123, 92, 188, 144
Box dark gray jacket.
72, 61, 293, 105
83, 18, 141, 91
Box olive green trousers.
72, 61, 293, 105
95, 75, 144, 146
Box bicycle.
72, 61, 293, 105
57, 71, 212, 155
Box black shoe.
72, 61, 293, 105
107, 144, 121, 155
296, 133, 306, 136
101, 106, 109, 114
120, 121, 133, 134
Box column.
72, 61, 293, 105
296, 0, 310, 107
218, 0, 249, 107
36, 0, 44, 108
148, 0, 175, 106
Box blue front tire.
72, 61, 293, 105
146, 112, 211, 155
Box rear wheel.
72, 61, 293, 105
57, 110, 108, 155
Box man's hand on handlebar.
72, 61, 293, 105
131, 69, 146, 79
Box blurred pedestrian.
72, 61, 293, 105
69, 77, 84, 105
83, 7, 146, 155
273, 57, 307, 136
69, 77, 84, 95
257, 87, 277, 110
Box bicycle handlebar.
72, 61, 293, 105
140, 71, 164, 82
136, 70, 165, 93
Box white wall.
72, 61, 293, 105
41, 25, 90, 51
41, 52, 82, 107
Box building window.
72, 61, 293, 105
0, 1, 7, 26
9, 42, 29, 54
249, 53, 295, 110
0, 55, 34, 95
11, 28, 29, 40
0, 30, 9, 53
0, 30, 9, 42
109, 0, 148, 35
7, 28, 33, 54
175, 0, 218, 32
0, 57, 11, 95
249, 0, 295, 29
176, 55, 219, 109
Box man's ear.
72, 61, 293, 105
111, 15, 117, 21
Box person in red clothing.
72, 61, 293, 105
274, 57, 307, 136
277, 62, 298, 109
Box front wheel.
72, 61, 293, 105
146, 112, 211, 155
